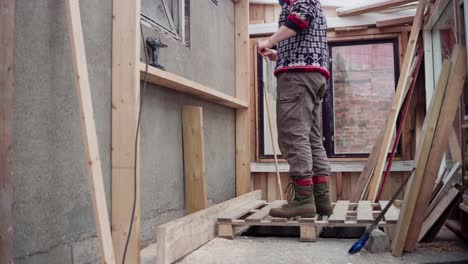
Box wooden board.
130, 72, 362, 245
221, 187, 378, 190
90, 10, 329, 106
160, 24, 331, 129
218, 200, 266, 222
418, 187, 460, 242
337, 0, 417, 17
350, 127, 385, 202
328, 201, 349, 223
376, 16, 414, 28
66, 1, 116, 263
156, 191, 262, 264
0, 0, 15, 262
404, 47, 467, 252
367, 0, 427, 203
448, 129, 462, 163
235, 0, 251, 196
426, 163, 461, 216
391, 59, 452, 257
357, 201, 374, 223
379, 201, 400, 223
140, 64, 248, 109
112, 0, 141, 263
182, 106, 207, 214
245, 200, 286, 222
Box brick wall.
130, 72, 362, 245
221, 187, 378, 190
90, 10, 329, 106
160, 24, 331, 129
332, 43, 396, 154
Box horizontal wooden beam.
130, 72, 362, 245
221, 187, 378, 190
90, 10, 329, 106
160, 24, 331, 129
337, 0, 417, 17
156, 191, 262, 264
376, 16, 414, 28
249, 10, 416, 35
140, 63, 248, 109
250, 160, 414, 173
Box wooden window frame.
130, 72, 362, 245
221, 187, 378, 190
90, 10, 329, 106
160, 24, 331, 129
324, 38, 401, 158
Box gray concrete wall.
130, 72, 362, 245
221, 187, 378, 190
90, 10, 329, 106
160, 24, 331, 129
12, 0, 236, 263
139, 0, 236, 247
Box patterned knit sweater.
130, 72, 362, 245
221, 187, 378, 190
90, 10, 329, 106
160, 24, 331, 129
275, 0, 330, 79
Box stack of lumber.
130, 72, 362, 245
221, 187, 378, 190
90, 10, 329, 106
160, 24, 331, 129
392, 45, 466, 256
345, 0, 467, 257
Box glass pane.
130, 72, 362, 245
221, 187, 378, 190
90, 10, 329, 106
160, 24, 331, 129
332, 43, 396, 154
142, 0, 175, 32
262, 58, 282, 156
432, 4, 456, 85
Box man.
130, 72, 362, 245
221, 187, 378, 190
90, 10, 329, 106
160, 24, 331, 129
257, 0, 332, 218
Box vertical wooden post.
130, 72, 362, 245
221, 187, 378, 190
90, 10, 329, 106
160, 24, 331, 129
0, 0, 15, 263
65, 0, 116, 263
235, 0, 251, 196
112, 0, 141, 263
182, 106, 207, 213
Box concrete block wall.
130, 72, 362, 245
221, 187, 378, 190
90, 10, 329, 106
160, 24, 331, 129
12, 0, 236, 263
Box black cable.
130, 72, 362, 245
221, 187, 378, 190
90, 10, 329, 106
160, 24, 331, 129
121, 24, 149, 264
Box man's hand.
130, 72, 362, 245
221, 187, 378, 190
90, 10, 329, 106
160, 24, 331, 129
257, 39, 274, 57
260, 48, 277, 61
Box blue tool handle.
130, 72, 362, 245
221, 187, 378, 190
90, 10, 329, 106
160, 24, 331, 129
348, 235, 369, 254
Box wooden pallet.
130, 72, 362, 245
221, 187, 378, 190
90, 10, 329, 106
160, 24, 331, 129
218, 200, 400, 242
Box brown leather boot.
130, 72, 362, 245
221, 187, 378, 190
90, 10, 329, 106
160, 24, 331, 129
313, 175, 333, 216
269, 177, 316, 218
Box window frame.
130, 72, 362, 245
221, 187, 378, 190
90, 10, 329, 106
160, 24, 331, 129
141, 0, 188, 45
323, 38, 401, 158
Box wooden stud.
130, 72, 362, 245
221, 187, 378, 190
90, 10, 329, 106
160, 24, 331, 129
448, 129, 462, 163
112, 0, 141, 262
156, 191, 261, 264
337, 0, 417, 17
391, 59, 453, 257
0, 0, 15, 262
140, 64, 248, 109
65, 1, 116, 263
335, 172, 343, 200
404, 47, 467, 252
182, 106, 207, 214
368, 0, 427, 202
267, 173, 278, 201
235, 0, 251, 196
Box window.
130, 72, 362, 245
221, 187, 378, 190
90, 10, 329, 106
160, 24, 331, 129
323, 39, 400, 157
258, 55, 282, 158
141, 0, 190, 45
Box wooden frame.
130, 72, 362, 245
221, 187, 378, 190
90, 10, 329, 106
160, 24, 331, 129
0, 0, 15, 262
324, 38, 402, 158
111, 1, 252, 262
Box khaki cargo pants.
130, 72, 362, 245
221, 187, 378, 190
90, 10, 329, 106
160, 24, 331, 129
276, 71, 331, 178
